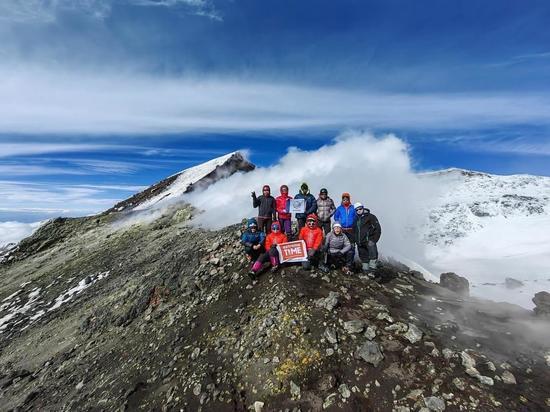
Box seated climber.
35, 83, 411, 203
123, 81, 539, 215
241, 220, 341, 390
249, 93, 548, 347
240, 218, 266, 278
353, 202, 382, 273
262, 221, 288, 272
298, 214, 324, 270
320, 223, 353, 275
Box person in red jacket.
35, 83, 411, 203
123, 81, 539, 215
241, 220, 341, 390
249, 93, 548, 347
275, 185, 293, 238
298, 214, 324, 270
262, 221, 288, 272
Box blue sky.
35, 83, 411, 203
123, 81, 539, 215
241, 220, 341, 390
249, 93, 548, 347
1, 0, 550, 222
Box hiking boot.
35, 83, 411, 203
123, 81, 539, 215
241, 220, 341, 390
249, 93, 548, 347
248, 271, 257, 280
319, 264, 330, 273
342, 266, 352, 276
270, 265, 279, 273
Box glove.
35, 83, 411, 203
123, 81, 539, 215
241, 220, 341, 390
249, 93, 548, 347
244, 242, 253, 248
307, 249, 315, 258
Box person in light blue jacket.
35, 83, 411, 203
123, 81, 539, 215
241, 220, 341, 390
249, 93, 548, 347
333, 192, 355, 243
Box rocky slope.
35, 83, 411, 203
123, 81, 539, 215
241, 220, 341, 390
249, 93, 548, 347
1, 201, 549, 411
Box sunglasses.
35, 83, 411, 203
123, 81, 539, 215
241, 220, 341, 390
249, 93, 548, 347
272, 227, 280, 231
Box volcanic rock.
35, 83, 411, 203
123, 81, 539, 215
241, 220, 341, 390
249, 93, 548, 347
533, 291, 550, 317
440, 272, 469, 295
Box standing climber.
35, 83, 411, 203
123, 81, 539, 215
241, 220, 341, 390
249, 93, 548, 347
320, 223, 353, 275
316, 188, 336, 235
353, 202, 382, 273
333, 193, 356, 243
294, 183, 317, 231
298, 214, 324, 270
262, 221, 288, 272
252, 185, 277, 234
276, 185, 293, 238
240, 218, 266, 278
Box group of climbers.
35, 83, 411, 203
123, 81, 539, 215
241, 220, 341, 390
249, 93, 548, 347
242, 183, 381, 279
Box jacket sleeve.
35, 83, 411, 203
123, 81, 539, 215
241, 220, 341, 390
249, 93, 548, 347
259, 231, 266, 245
265, 234, 273, 250
371, 215, 382, 242
341, 233, 351, 254
329, 199, 336, 216
241, 232, 252, 247
271, 198, 277, 219
313, 230, 323, 250
252, 193, 260, 208
323, 232, 332, 251
333, 206, 341, 223
298, 227, 305, 241
308, 197, 318, 214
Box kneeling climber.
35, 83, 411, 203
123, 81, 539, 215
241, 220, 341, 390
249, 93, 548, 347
262, 221, 288, 272
298, 214, 324, 270
320, 223, 353, 275
241, 218, 266, 278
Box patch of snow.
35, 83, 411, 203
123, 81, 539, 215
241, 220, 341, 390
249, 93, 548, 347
49, 271, 110, 311
133, 152, 238, 211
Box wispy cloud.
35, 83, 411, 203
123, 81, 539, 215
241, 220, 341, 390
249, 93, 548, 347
487, 51, 550, 68
0, 0, 221, 24
2, 66, 550, 136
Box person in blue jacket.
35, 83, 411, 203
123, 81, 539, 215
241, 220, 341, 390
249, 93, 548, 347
333, 192, 356, 243
294, 182, 318, 231
240, 218, 266, 278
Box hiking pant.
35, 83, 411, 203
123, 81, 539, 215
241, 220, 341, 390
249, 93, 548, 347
319, 219, 331, 236
244, 245, 265, 262
259, 246, 281, 267
357, 241, 378, 262
278, 218, 292, 237
257, 216, 272, 234
297, 217, 306, 231
302, 248, 321, 270
326, 250, 354, 268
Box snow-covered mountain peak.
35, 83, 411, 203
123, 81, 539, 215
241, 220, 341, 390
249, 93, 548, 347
109, 151, 255, 212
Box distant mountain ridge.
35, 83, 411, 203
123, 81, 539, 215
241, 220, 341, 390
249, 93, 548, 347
419, 167, 550, 247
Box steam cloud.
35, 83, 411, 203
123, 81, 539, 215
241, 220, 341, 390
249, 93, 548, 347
184, 131, 437, 276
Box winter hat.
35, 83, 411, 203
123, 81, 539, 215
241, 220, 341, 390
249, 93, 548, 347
306, 213, 318, 221
320, 188, 328, 195
333, 223, 342, 229
247, 218, 258, 228
262, 185, 271, 192
341, 192, 351, 200
300, 182, 309, 192
280, 184, 289, 193
271, 222, 280, 231
354, 202, 364, 209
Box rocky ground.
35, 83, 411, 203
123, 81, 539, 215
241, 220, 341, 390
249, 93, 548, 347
1, 203, 550, 411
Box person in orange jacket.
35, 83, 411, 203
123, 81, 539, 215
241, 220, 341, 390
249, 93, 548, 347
298, 214, 324, 270
261, 221, 288, 272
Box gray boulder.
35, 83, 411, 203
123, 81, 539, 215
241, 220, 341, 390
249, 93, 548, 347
533, 291, 550, 318
440, 272, 469, 295
356, 341, 384, 367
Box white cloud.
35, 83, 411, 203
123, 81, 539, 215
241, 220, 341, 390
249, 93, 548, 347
0, 143, 117, 157
1, 66, 549, 136
0, 0, 111, 23
0, 221, 42, 247
184, 131, 437, 266
0, 0, 220, 24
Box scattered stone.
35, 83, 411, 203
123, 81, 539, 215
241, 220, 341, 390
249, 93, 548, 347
452, 378, 466, 391
460, 351, 476, 369
406, 389, 423, 401
322, 393, 337, 409
193, 383, 202, 396
385, 322, 408, 333
364, 326, 377, 340
533, 291, 550, 317
253, 401, 264, 412
326, 348, 334, 356
339, 383, 351, 399
324, 327, 338, 344
316, 292, 340, 311
356, 341, 384, 367
486, 361, 496, 372
191, 347, 201, 360
344, 319, 365, 334
545, 353, 550, 367
424, 396, 446, 411
440, 272, 469, 295
290, 381, 301, 400
318, 374, 336, 391
75, 381, 84, 391
404, 323, 423, 343
505, 277, 524, 289
376, 312, 394, 323
501, 370, 517, 384
477, 375, 494, 386
442, 348, 454, 360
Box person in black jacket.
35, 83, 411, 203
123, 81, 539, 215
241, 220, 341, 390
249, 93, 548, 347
294, 182, 318, 231
252, 185, 277, 234
352, 202, 382, 273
